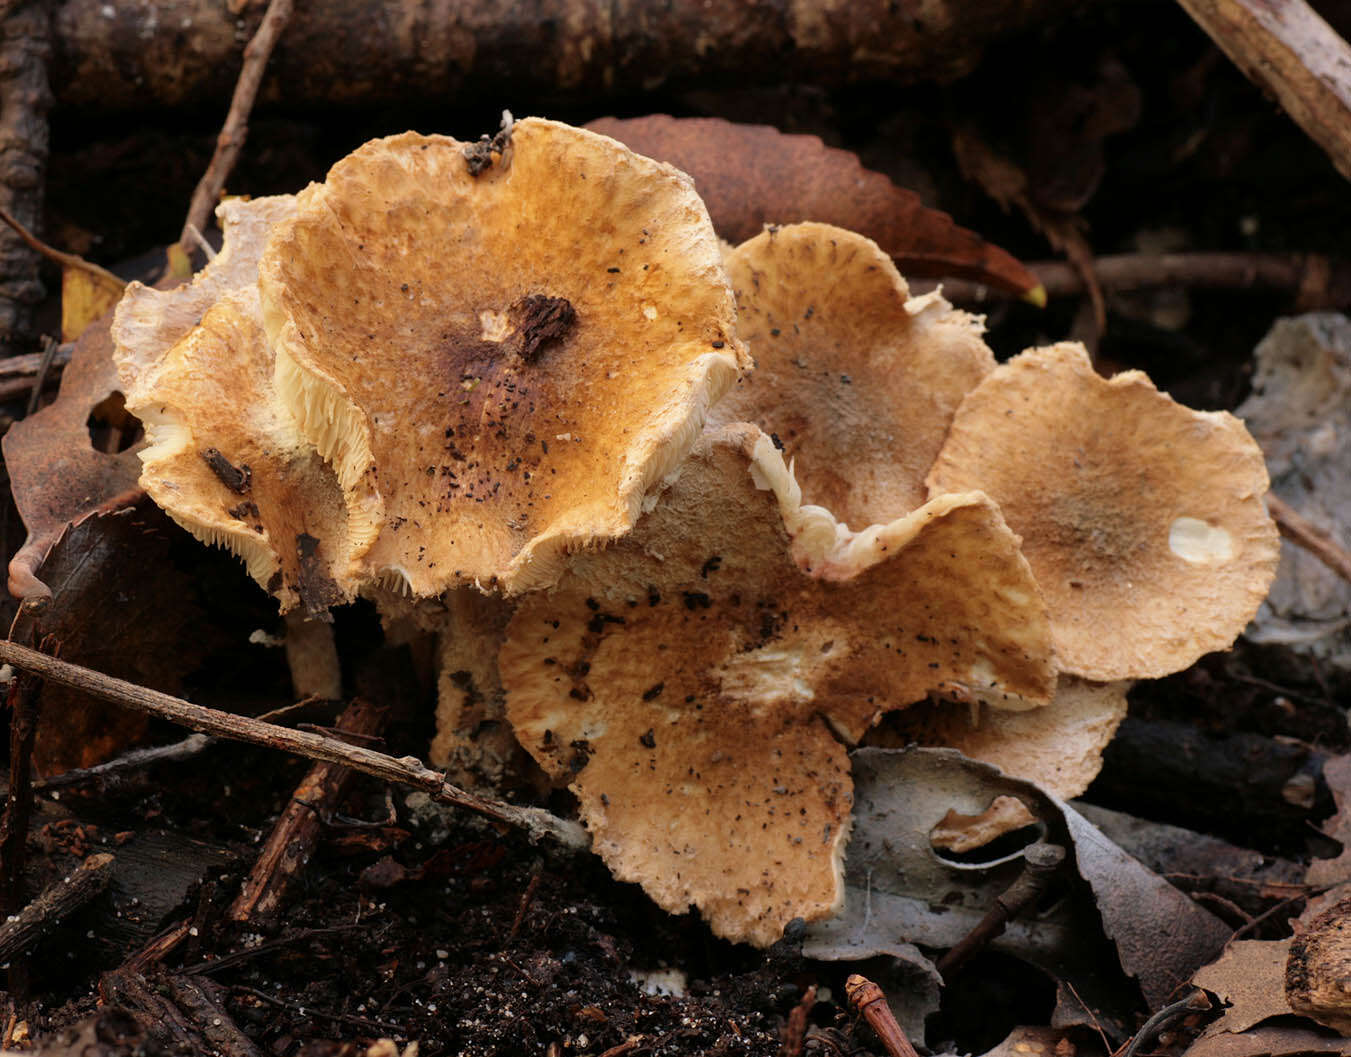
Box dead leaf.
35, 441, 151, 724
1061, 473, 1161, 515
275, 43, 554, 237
4, 307, 144, 604
951, 126, 1104, 331
805, 747, 1229, 1011
1182, 1023, 1348, 1056
0, 202, 126, 342
9, 501, 230, 773
60, 265, 126, 343
586, 114, 1042, 300
1307, 755, 1351, 889
1193, 940, 1296, 1037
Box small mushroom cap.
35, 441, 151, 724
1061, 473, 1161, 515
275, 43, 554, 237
114, 196, 296, 407
927, 342, 1280, 681
712, 223, 994, 527
112, 197, 349, 613
883, 676, 1130, 800
260, 118, 747, 597
501, 424, 1055, 945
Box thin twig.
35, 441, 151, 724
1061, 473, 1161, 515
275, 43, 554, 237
923, 251, 1351, 306
34, 733, 212, 791
935, 841, 1066, 979
229, 698, 387, 923
231, 983, 404, 1034
1117, 990, 1211, 1057
0, 638, 54, 914
0, 852, 114, 963
0, 344, 72, 403
1227, 891, 1309, 942
181, 924, 365, 976
0, 204, 125, 288
1267, 493, 1351, 586
844, 975, 920, 1057
23, 338, 59, 417
0, 639, 588, 851
179, 0, 294, 249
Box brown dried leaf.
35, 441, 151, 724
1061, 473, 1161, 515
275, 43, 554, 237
587, 115, 1041, 298
4, 306, 144, 604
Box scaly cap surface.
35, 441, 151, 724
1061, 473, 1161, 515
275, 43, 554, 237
712, 223, 994, 528
259, 118, 747, 597
927, 343, 1280, 680
500, 424, 1055, 945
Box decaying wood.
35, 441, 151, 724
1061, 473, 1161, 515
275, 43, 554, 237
0, 852, 113, 963
1177, 0, 1351, 183
179, 0, 293, 250
0, 1, 52, 355
922, 251, 1351, 307
1096, 717, 1329, 851
1287, 893, 1351, 1034
101, 969, 264, 1057
0, 343, 71, 402
0, 639, 589, 850
52, 0, 1074, 112
0, 647, 48, 915
230, 697, 386, 923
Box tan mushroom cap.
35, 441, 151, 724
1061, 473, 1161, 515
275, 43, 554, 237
885, 676, 1130, 800
260, 118, 747, 597
711, 223, 994, 528
114, 196, 296, 407
112, 197, 349, 613
926, 343, 1280, 681
501, 423, 1055, 945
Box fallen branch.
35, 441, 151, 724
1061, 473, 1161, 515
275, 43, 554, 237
935, 841, 1066, 979
921, 251, 1351, 307
0, 1, 52, 355
229, 697, 387, 923
54, 0, 1070, 112
179, 0, 294, 249
0, 640, 52, 915
0, 639, 588, 851
0, 852, 114, 963
1177, 0, 1351, 183
33, 733, 212, 791
0, 344, 72, 403
1267, 493, 1351, 586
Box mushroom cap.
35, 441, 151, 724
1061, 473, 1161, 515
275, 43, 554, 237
112, 197, 349, 613
259, 118, 747, 597
883, 676, 1130, 800
711, 223, 994, 528
926, 342, 1280, 681
500, 423, 1055, 945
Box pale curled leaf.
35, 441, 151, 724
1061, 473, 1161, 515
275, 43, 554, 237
804, 747, 1230, 1010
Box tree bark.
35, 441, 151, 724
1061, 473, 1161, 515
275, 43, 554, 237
0, 1, 51, 354
51, 0, 1073, 113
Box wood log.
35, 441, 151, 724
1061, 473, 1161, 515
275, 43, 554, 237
0, 1, 52, 353
51, 0, 1074, 112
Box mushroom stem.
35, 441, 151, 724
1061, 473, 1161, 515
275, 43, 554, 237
0, 639, 589, 851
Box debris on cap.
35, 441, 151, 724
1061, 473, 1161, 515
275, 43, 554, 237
111, 197, 350, 614
500, 424, 1055, 945
259, 118, 747, 598
711, 222, 994, 528
926, 342, 1280, 681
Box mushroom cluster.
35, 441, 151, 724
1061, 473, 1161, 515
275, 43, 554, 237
112, 118, 1280, 947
